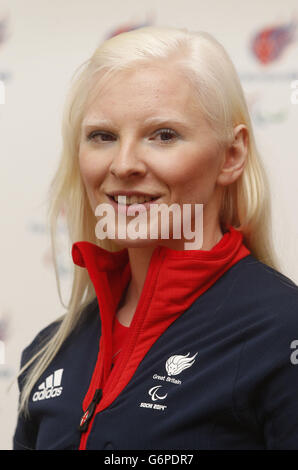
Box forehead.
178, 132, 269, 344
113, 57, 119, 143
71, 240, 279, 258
83, 65, 202, 123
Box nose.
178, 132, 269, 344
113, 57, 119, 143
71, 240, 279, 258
109, 139, 147, 179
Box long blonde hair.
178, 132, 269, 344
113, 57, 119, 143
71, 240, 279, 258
17, 25, 281, 415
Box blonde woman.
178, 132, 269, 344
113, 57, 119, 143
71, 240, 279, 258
13, 26, 298, 450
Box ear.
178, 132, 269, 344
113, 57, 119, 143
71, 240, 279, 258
217, 124, 249, 186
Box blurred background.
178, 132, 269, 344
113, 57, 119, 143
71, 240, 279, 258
0, 0, 298, 450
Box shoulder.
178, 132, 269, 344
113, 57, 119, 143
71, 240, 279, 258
234, 254, 297, 288
231, 254, 298, 314
20, 320, 61, 371
19, 297, 99, 372
229, 255, 298, 358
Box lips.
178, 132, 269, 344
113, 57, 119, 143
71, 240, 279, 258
110, 194, 159, 205
107, 190, 160, 199
106, 194, 161, 215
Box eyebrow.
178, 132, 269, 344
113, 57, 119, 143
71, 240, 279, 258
81, 116, 190, 130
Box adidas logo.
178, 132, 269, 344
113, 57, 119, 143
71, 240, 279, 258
32, 368, 64, 402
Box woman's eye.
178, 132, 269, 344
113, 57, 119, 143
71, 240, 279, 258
153, 129, 178, 144
86, 128, 178, 144
87, 131, 114, 142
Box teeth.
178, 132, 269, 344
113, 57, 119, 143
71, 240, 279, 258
113, 195, 156, 205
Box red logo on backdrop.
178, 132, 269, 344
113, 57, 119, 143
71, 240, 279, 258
251, 19, 297, 65
105, 12, 155, 39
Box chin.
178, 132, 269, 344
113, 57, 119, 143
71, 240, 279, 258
111, 236, 160, 250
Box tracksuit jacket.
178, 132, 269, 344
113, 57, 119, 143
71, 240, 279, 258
13, 226, 298, 450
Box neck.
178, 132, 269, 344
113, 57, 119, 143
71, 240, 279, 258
116, 219, 224, 324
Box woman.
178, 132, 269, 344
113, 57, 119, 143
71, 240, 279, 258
13, 26, 298, 450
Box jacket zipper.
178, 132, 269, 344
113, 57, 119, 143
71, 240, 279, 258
78, 389, 103, 433
78, 246, 164, 450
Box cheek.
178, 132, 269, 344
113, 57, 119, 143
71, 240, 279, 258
78, 150, 107, 211
158, 145, 221, 201
78, 149, 106, 187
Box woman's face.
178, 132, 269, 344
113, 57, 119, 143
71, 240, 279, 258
78, 64, 227, 248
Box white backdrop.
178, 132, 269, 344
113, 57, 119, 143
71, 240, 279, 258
0, 0, 297, 450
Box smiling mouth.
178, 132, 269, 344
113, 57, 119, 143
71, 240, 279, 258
107, 194, 160, 205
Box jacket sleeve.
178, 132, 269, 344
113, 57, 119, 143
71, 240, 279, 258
234, 298, 298, 450
13, 347, 38, 450
261, 308, 298, 450
12, 320, 62, 450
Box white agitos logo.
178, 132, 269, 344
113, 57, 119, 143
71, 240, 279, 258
165, 352, 198, 376
149, 385, 168, 401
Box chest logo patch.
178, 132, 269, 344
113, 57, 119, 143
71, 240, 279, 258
139, 352, 198, 411
32, 368, 64, 402
148, 385, 168, 401
165, 352, 198, 376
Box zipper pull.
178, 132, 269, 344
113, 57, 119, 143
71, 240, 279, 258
78, 388, 102, 433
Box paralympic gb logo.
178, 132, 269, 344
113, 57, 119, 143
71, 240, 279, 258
139, 352, 198, 412
148, 386, 168, 402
